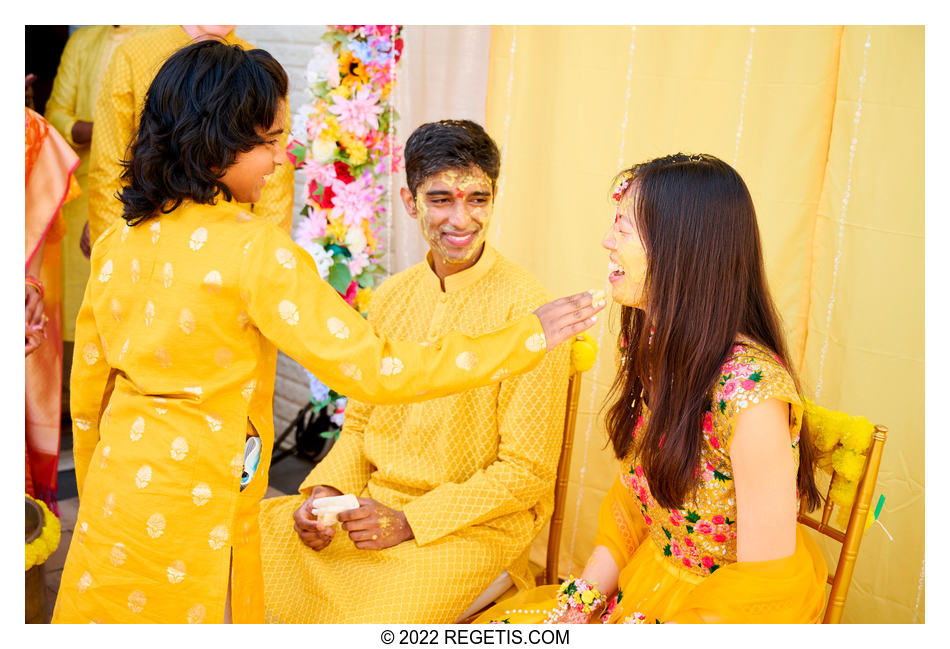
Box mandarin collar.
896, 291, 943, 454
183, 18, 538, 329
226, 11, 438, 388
423, 245, 497, 294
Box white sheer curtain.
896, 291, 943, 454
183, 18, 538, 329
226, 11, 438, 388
387, 25, 492, 274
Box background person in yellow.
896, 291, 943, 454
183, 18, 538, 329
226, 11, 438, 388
45, 25, 158, 341
478, 155, 827, 624
259, 120, 571, 624
87, 25, 294, 243
52, 42, 601, 624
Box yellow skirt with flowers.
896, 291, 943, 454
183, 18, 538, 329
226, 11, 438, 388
477, 477, 827, 624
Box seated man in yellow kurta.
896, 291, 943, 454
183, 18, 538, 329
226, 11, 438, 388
88, 25, 294, 241
259, 120, 571, 623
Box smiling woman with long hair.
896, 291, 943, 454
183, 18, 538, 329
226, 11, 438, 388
478, 153, 827, 624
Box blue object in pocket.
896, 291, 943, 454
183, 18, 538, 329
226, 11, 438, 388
241, 436, 262, 491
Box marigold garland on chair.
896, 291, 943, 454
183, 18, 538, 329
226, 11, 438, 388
286, 25, 404, 432
25, 494, 60, 571
804, 399, 878, 528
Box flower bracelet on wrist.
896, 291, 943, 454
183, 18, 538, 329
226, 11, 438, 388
543, 575, 606, 623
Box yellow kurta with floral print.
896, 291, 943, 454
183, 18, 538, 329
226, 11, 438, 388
259, 246, 570, 623
87, 26, 294, 243
477, 343, 827, 624
51, 200, 549, 624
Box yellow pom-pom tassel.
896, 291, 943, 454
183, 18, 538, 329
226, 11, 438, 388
828, 473, 857, 508
808, 404, 842, 453
841, 416, 874, 453
571, 332, 598, 373
832, 447, 867, 483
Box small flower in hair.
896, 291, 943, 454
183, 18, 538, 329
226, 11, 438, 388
612, 171, 634, 204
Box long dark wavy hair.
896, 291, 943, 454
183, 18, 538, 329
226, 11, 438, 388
118, 40, 288, 225
603, 153, 820, 512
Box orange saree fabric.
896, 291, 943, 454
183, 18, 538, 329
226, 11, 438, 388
25, 107, 80, 511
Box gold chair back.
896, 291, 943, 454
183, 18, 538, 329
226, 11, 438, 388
797, 424, 887, 623
543, 368, 585, 585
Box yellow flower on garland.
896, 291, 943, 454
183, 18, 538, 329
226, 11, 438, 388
330, 84, 351, 100
326, 218, 348, 243
340, 132, 369, 166
338, 50, 370, 85
25, 495, 61, 571
362, 220, 378, 253
355, 287, 374, 314
324, 115, 342, 142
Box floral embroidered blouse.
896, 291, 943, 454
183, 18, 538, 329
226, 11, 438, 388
623, 342, 803, 577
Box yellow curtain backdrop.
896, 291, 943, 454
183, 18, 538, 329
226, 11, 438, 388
485, 25, 923, 624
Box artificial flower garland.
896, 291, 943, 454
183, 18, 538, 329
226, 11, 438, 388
804, 399, 879, 528
25, 494, 60, 571
287, 25, 403, 433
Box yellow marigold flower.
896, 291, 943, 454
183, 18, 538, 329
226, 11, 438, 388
831, 447, 866, 482
324, 116, 342, 141
841, 415, 874, 453
355, 287, 374, 314
580, 590, 595, 605
570, 332, 598, 373
828, 473, 857, 508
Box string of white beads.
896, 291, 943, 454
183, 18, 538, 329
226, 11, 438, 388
492, 26, 518, 244
734, 26, 756, 166
815, 28, 872, 400
567, 25, 638, 573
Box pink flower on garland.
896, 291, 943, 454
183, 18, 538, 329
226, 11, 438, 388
330, 174, 377, 226
328, 87, 383, 137
295, 208, 328, 241
303, 159, 337, 186
702, 412, 714, 433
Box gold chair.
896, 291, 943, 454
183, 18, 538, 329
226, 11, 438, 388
456, 338, 594, 620
541, 367, 586, 585
797, 423, 888, 624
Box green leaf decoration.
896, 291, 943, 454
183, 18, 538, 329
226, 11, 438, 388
709, 564, 720, 574
327, 262, 353, 294
719, 399, 727, 413
724, 517, 735, 526
663, 544, 672, 557
564, 581, 577, 596
685, 510, 701, 523
685, 525, 694, 534
713, 470, 733, 482
662, 527, 672, 540
357, 272, 376, 288
749, 370, 763, 383
616, 588, 623, 603
319, 430, 340, 440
